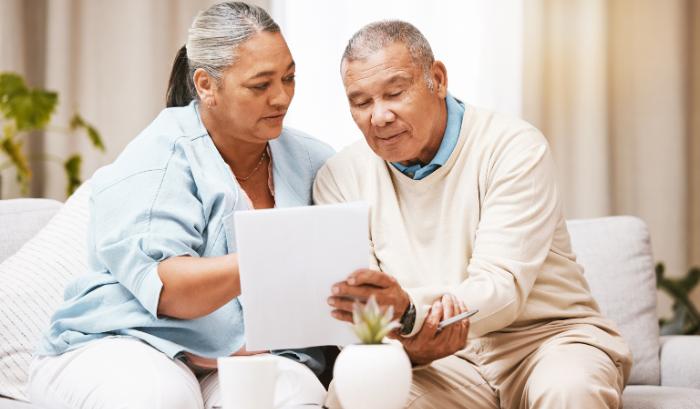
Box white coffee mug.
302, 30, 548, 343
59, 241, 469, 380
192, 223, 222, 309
217, 355, 302, 409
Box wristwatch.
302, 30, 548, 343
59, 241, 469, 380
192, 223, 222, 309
398, 301, 416, 335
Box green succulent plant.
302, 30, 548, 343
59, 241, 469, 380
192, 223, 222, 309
350, 295, 401, 344
0, 72, 104, 198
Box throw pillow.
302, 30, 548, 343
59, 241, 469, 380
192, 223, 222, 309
567, 216, 661, 386
0, 181, 92, 402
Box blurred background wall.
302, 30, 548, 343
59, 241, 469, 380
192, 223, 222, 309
0, 0, 261, 201
524, 0, 700, 318
0, 0, 698, 318
270, 0, 523, 151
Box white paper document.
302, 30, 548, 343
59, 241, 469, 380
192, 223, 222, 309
235, 202, 368, 351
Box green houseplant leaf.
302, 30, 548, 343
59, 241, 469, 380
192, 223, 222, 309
0, 73, 58, 131
0, 72, 105, 199
70, 113, 105, 152
64, 154, 82, 197
657, 262, 700, 335
0, 131, 31, 195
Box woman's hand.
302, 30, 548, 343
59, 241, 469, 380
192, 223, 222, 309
157, 253, 241, 319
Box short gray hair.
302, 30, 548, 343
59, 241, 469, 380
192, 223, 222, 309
341, 20, 435, 92
187, 2, 279, 92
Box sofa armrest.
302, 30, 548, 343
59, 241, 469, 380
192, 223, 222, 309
660, 335, 700, 389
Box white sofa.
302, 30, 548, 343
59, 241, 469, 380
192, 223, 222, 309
1, 182, 700, 408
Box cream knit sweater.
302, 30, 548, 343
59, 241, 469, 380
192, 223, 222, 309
313, 103, 604, 339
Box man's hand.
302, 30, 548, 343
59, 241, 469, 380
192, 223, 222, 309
388, 294, 470, 365
328, 269, 410, 322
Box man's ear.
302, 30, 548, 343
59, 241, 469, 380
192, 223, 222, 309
430, 61, 448, 99
193, 68, 217, 107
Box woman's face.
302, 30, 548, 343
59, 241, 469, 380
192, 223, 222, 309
207, 31, 295, 144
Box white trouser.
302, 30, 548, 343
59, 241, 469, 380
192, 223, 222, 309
29, 337, 326, 409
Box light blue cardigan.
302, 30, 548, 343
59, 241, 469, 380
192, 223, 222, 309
35, 101, 335, 374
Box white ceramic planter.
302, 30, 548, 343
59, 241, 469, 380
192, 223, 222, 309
333, 344, 412, 409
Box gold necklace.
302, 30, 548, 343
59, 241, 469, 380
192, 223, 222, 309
235, 150, 267, 182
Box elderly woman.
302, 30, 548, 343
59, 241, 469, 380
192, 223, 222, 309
28, 3, 333, 408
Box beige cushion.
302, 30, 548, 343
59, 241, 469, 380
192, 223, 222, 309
567, 216, 660, 386
0, 182, 91, 402
659, 335, 700, 389
623, 385, 700, 408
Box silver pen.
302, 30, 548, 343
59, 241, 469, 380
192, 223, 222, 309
436, 309, 479, 333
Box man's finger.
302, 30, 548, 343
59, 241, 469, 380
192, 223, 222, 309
454, 299, 468, 344
331, 282, 375, 299
438, 316, 456, 343
443, 315, 463, 351
330, 309, 353, 323
347, 269, 394, 288
327, 296, 363, 312
442, 294, 455, 319
417, 300, 442, 342
458, 299, 467, 315
459, 319, 470, 349
386, 330, 400, 340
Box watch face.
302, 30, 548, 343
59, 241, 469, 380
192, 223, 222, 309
399, 302, 416, 335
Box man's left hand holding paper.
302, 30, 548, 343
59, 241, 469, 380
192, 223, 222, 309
328, 269, 410, 323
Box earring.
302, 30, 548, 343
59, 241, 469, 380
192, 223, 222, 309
208, 102, 212, 109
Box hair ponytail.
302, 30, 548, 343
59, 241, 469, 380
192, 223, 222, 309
164, 3, 280, 108
166, 45, 194, 108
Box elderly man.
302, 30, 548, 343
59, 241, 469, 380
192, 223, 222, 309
314, 21, 633, 409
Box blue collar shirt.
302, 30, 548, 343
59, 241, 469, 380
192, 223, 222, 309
35, 101, 334, 375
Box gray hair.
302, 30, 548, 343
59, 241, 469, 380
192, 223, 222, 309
184, 2, 279, 101
341, 20, 435, 92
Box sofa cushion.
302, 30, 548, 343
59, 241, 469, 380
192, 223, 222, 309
659, 335, 700, 389
0, 182, 91, 402
623, 385, 700, 408
567, 216, 660, 386
0, 199, 63, 264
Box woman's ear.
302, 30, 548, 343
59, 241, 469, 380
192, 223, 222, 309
193, 68, 217, 108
